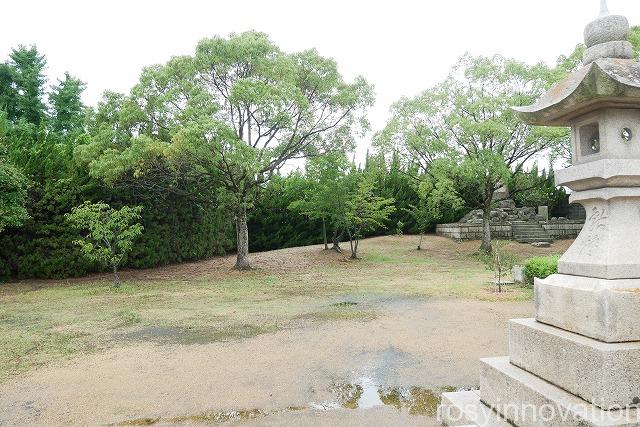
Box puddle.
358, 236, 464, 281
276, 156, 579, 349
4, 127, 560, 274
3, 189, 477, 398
117, 324, 276, 345
116, 407, 305, 426
118, 380, 472, 425
355, 377, 384, 409
311, 377, 470, 417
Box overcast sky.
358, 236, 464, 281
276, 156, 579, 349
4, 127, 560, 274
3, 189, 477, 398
2, 0, 639, 161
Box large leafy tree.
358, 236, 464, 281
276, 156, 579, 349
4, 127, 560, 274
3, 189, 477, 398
80, 31, 374, 270
376, 54, 564, 252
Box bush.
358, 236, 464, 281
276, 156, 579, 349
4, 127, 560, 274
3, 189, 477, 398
524, 256, 559, 284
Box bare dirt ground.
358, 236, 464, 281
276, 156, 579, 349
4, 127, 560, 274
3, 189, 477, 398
0, 299, 532, 426
0, 235, 569, 426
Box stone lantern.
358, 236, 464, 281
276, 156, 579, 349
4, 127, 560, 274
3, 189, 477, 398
439, 2, 640, 426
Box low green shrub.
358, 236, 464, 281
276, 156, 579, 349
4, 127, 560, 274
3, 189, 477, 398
524, 256, 559, 284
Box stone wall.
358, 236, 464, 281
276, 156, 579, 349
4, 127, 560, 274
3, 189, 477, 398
541, 220, 584, 239
436, 220, 584, 241
436, 223, 513, 240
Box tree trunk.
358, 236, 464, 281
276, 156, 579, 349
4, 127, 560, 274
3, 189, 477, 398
322, 218, 328, 250
417, 233, 424, 251
112, 264, 121, 288
332, 228, 342, 253
348, 230, 357, 259
496, 249, 503, 293
480, 203, 492, 253
234, 207, 251, 270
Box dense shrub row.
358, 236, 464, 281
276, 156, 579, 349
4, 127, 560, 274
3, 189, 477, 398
0, 168, 235, 279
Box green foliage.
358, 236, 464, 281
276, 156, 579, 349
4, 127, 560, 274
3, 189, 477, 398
0, 157, 29, 233
423, 160, 469, 224
509, 162, 567, 212
6, 45, 47, 126
375, 63, 569, 226
0, 64, 19, 120
288, 152, 353, 246
0, 45, 235, 281
289, 153, 351, 224
76, 31, 374, 269
364, 151, 421, 234
630, 26, 640, 59
523, 256, 559, 284
127, 195, 233, 268
48, 72, 86, 136
0, 171, 104, 279
344, 175, 396, 258
0, 33, 607, 280
249, 172, 323, 251
393, 157, 480, 237
66, 202, 144, 286
376, 54, 565, 251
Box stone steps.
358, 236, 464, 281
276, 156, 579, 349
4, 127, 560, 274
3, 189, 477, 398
479, 356, 640, 427
508, 318, 640, 410
511, 221, 552, 244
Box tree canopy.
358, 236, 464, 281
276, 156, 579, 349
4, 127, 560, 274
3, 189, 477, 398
78, 31, 374, 270
66, 202, 144, 287
376, 54, 566, 251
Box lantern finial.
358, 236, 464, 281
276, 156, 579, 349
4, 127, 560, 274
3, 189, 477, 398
599, 0, 610, 17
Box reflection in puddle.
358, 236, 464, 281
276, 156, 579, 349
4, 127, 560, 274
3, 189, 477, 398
357, 377, 384, 409
312, 377, 464, 417
119, 379, 470, 425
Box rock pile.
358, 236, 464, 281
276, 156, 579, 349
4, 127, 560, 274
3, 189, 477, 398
459, 200, 538, 224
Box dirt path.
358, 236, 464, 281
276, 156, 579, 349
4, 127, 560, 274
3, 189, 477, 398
0, 297, 533, 426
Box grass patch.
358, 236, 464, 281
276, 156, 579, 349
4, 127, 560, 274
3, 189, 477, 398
332, 301, 358, 307
120, 324, 279, 345
0, 235, 567, 382
308, 308, 377, 322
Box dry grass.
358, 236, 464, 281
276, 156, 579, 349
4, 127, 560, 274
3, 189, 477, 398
0, 235, 570, 382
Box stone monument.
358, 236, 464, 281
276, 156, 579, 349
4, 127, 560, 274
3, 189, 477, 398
438, 2, 640, 425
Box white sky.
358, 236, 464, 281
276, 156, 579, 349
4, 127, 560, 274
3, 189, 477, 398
2, 0, 639, 163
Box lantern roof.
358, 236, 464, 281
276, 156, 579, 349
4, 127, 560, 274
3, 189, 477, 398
514, 58, 640, 126
515, 1, 638, 126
